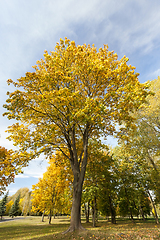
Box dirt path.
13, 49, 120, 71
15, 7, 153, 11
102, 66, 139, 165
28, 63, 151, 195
0, 216, 25, 222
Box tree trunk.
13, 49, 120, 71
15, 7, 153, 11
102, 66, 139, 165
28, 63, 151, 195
146, 152, 160, 198
84, 201, 90, 223
139, 204, 146, 221
147, 151, 158, 171
87, 201, 90, 223
63, 124, 88, 233
92, 202, 95, 227
130, 211, 134, 222
92, 197, 97, 227
42, 210, 45, 222
49, 209, 52, 224
87, 201, 90, 222
65, 187, 84, 232
147, 190, 159, 224
63, 167, 87, 232
109, 196, 116, 224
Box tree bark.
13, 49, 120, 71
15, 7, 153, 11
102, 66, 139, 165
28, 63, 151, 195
87, 201, 90, 223
108, 196, 116, 224
63, 159, 87, 232
147, 190, 159, 224
147, 152, 160, 198
49, 209, 52, 224
92, 197, 97, 227
63, 164, 87, 232
139, 204, 146, 221
147, 151, 158, 171
130, 211, 134, 222
42, 210, 45, 222
63, 124, 88, 233
64, 186, 84, 232
84, 201, 90, 223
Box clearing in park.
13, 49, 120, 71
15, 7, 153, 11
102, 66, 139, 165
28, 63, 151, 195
0, 216, 160, 239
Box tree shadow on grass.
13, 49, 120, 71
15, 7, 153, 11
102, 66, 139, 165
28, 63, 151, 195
0, 218, 159, 240
58, 219, 70, 223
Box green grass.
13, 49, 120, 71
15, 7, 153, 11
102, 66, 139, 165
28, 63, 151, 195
0, 216, 160, 239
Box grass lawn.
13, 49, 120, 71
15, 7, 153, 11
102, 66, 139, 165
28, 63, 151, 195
0, 216, 160, 239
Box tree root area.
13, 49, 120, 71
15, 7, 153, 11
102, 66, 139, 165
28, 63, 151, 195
62, 224, 86, 234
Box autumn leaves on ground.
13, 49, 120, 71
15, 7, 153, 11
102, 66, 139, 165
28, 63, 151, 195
1, 38, 160, 238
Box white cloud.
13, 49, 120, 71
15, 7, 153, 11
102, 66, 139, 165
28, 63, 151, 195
21, 158, 49, 179
153, 68, 160, 77
15, 175, 29, 179
149, 68, 160, 81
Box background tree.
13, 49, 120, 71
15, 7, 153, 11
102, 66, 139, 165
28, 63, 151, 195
19, 188, 32, 216
6, 187, 32, 216
115, 77, 160, 222
112, 145, 153, 222
97, 156, 118, 224
119, 77, 160, 197
82, 140, 116, 225
3, 38, 149, 231
0, 191, 8, 220
31, 153, 72, 224
9, 194, 21, 217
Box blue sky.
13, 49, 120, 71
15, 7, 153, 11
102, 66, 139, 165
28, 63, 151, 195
1, 0, 160, 196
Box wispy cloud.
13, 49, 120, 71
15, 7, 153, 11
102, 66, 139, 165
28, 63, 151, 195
21, 158, 49, 179
148, 68, 160, 81
15, 175, 30, 179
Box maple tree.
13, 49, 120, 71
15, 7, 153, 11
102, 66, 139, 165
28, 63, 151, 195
3, 38, 149, 231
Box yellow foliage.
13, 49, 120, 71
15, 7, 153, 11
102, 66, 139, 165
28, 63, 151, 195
3, 38, 149, 165
5, 200, 14, 215
0, 146, 21, 195
31, 151, 72, 215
